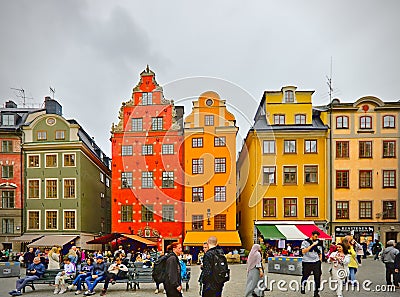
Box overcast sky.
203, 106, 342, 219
1, 0, 399, 156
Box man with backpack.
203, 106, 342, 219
202, 236, 230, 297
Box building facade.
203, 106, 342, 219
182, 91, 241, 248
237, 87, 329, 250
328, 97, 400, 244
111, 67, 185, 252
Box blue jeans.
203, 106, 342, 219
349, 267, 357, 284
73, 273, 90, 290
85, 275, 105, 292
16, 275, 39, 291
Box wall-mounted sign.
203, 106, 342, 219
335, 226, 374, 237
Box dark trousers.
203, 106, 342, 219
103, 272, 119, 291
385, 263, 395, 285
301, 261, 322, 293
202, 287, 223, 297
165, 287, 183, 297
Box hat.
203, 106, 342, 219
96, 255, 103, 259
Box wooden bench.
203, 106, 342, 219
22, 268, 135, 292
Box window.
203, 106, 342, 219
37, 131, 47, 140
192, 215, 203, 230
263, 166, 276, 185
141, 205, 154, 222
28, 211, 40, 230
383, 141, 396, 158
162, 144, 174, 155
2, 140, 12, 152
205, 115, 214, 126
162, 171, 174, 188
295, 114, 306, 124
283, 166, 297, 184
98, 172, 103, 183
304, 166, 318, 183
106, 178, 110, 187
142, 92, 153, 105
192, 138, 203, 148
2, 114, 14, 126
162, 205, 174, 222
383, 115, 395, 128
55, 130, 65, 140
284, 90, 294, 103
121, 205, 132, 222
214, 214, 226, 230
63, 154, 75, 167
1, 191, 14, 208
214, 158, 226, 173
284, 198, 297, 217
336, 170, 349, 188
383, 201, 396, 219
121, 172, 132, 188
383, 170, 396, 188
359, 141, 372, 158
2, 218, 14, 234
28, 155, 40, 167
304, 140, 317, 153
192, 187, 204, 202
263, 140, 275, 154
359, 170, 372, 188
360, 116, 372, 129
64, 210, 76, 229
142, 144, 153, 155
64, 179, 76, 198
46, 179, 58, 198
214, 137, 226, 147
284, 140, 296, 153
100, 193, 105, 208
336, 141, 349, 158
45, 210, 58, 230
359, 201, 372, 219
214, 186, 226, 202
122, 145, 133, 156
336, 201, 349, 219
305, 198, 318, 217
263, 198, 276, 217
192, 159, 204, 174
131, 118, 143, 131
336, 116, 349, 129
142, 172, 153, 188
28, 180, 40, 199
45, 154, 57, 167
2, 165, 13, 178
151, 117, 163, 130
274, 114, 285, 125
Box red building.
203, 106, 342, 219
111, 66, 185, 251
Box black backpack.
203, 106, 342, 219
212, 250, 230, 284
152, 253, 171, 283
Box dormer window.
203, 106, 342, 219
142, 92, 153, 105
284, 90, 294, 103
295, 114, 306, 125
360, 116, 372, 129
1, 114, 15, 126
383, 115, 395, 128
274, 114, 285, 125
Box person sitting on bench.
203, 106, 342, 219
100, 256, 128, 296
84, 255, 107, 296
9, 257, 45, 296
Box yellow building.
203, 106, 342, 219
237, 86, 329, 250
327, 97, 400, 244
182, 91, 241, 247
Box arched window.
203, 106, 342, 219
284, 90, 294, 103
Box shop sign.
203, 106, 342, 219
335, 226, 374, 237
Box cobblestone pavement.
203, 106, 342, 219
0, 258, 398, 297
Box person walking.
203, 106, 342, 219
328, 243, 350, 297
394, 242, 400, 288
202, 236, 228, 297
300, 230, 322, 297
164, 242, 183, 297
372, 239, 382, 260
244, 244, 264, 297
198, 242, 209, 296
23, 247, 35, 268
343, 236, 358, 287
48, 247, 61, 270
381, 240, 399, 286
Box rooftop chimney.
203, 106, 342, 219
45, 96, 62, 116
5, 100, 17, 108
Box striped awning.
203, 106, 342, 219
256, 221, 332, 240
256, 225, 285, 240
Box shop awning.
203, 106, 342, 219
296, 224, 332, 240
28, 235, 79, 248
11, 234, 43, 243
122, 234, 157, 246
256, 225, 285, 240
183, 231, 241, 246
276, 225, 308, 240
86, 233, 123, 244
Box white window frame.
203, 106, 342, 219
27, 210, 41, 230
62, 153, 76, 167
63, 178, 76, 199
27, 178, 41, 199
263, 140, 276, 154
63, 209, 77, 230
27, 154, 41, 168
45, 178, 58, 199
45, 209, 58, 230
162, 144, 174, 155
44, 153, 58, 168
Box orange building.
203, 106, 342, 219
182, 91, 241, 248
111, 66, 185, 251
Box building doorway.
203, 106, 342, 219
385, 232, 398, 242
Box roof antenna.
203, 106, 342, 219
326, 57, 333, 103
49, 86, 56, 99
10, 87, 26, 107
